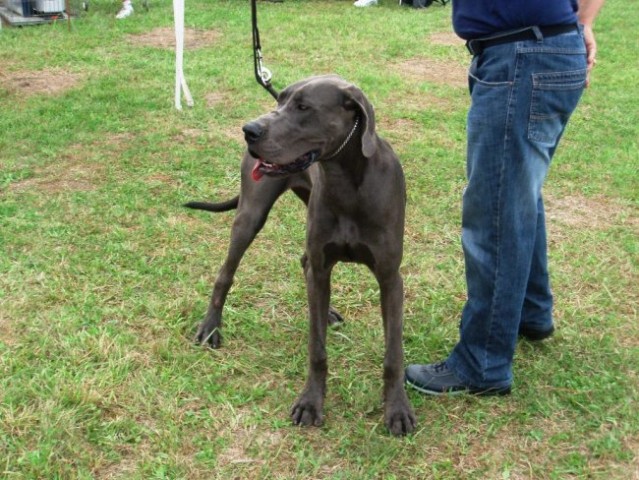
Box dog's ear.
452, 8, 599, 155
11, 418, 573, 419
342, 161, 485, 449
343, 85, 377, 158
277, 85, 292, 105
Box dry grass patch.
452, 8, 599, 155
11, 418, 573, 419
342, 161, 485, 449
377, 86, 468, 123
1, 68, 83, 98
128, 27, 221, 50
9, 155, 103, 194
457, 417, 565, 478
219, 124, 244, 145
96, 455, 139, 480
0, 313, 18, 347
396, 57, 467, 88
428, 31, 466, 47
378, 113, 464, 151
171, 127, 205, 143
101, 132, 135, 152
378, 117, 418, 132
451, 414, 639, 479
204, 91, 227, 109
545, 193, 638, 230
7, 134, 135, 194
377, 117, 421, 144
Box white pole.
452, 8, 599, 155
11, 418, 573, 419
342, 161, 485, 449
173, 0, 194, 110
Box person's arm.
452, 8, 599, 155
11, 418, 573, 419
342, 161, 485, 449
578, 0, 606, 86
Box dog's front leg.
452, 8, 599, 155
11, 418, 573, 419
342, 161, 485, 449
378, 270, 416, 436
195, 208, 269, 348
301, 252, 344, 326
195, 175, 289, 348
291, 266, 330, 427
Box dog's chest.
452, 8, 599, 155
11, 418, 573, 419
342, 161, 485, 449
323, 239, 375, 268
308, 212, 379, 268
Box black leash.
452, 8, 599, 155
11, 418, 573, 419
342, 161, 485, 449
251, 0, 279, 100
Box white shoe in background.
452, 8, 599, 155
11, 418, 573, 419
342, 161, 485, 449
354, 0, 378, 7
116, 1, 134, 18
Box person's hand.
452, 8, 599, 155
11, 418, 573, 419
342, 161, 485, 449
583, 24, 597, 87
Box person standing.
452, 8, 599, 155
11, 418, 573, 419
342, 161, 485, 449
405, 0, 606, 395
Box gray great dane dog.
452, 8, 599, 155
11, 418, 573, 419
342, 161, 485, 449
185, 75, 416, 436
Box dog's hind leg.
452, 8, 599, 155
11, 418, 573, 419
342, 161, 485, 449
195, 178, 289, 348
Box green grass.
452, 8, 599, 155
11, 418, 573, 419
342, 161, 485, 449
1, 1, 638, 478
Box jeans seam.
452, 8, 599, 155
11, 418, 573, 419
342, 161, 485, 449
483, 51, 521, 382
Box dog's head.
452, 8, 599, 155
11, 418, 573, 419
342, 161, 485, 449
244, 75, 378, 181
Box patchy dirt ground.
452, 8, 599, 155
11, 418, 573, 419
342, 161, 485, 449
0, 28, 218, 97
10, 159, 101, 194
0, 313, 17, 347
7, 134, 131, 194
546, 194, 638, 230
1, 69, 83, 98
128, 27, 221, 50
396, 57, 467, 88
204, 91, 226, 109
428, 31, 465, 47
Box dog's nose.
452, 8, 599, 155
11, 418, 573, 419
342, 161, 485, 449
242, 122, 263, 144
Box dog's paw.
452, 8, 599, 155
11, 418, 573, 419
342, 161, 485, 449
385, 400, 417, 436
291, 394, 324, 427
195, 322, 221, 349
328, 307, 344, 326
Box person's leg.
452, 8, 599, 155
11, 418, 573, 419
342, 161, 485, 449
519, 196, 555, 340
406, 28, 587, 394
407, 41, 536, 393
448, 40, 543, 390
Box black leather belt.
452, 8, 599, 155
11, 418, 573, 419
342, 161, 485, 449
466, 24, 579, 56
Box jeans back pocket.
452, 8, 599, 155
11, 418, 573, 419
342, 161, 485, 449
528, 68, 587, 146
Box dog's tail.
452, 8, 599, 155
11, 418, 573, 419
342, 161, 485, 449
183, 196, 239, 212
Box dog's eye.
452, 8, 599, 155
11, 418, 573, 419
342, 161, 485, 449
297, 104, 310, 111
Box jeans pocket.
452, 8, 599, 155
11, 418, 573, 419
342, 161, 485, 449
469, 54, 513, 87
528, 68, 587, 146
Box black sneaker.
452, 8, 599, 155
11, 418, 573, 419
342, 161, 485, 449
518, 324, 554, 341
404, 362, 511, 396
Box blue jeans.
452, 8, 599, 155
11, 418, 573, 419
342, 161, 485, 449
447, 27, 587, 389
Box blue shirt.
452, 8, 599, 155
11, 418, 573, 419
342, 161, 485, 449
452, 0, 579, 40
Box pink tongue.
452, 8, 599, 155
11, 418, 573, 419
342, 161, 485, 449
251, 160, 264, 182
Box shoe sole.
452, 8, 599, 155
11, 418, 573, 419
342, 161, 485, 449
519, 326, 554, 342
405, 378, 511, 397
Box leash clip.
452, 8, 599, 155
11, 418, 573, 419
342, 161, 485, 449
256, 49, 273, 83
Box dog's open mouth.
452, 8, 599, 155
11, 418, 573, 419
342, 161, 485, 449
251, 150, 320, 182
